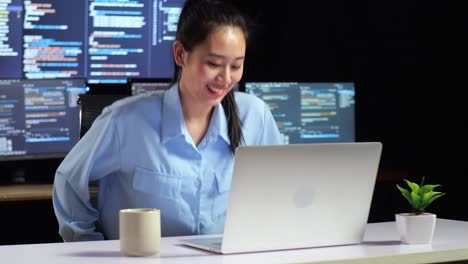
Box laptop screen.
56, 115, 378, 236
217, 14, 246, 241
244, 82, 355, 144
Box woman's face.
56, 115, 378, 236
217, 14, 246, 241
176, 26, 246, 108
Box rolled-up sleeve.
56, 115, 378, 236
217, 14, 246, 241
53, 107, 121, 242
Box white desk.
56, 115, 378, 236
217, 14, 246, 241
1, 219, 468, 264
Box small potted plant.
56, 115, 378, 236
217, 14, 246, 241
395, 177, 445, 244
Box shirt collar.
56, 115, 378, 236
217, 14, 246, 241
161, 83, 185, 143
207, 101, 230, 145
161, 83, 230, 145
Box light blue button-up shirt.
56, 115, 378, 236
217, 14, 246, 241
53, 84, 281, 242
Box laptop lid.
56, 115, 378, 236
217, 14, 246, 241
220, 142, 382, 253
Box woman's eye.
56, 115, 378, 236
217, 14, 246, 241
231, 65, 241, 70
208, 62, 220, 67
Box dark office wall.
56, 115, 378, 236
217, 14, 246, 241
233, 0, 467, 220
235, 0, 428, 171
0, 200, 61, 245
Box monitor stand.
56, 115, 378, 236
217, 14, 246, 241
10, 168, 27, 184
1, 158, 62, 185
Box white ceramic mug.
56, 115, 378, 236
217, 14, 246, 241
119, 208, 161, 257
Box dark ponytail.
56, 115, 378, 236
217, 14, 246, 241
221, 90, 242, 153
172, 0, 247, 153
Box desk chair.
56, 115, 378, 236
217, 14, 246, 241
77, 94, 129, 138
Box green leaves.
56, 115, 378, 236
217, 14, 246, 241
396, 177, 445, 215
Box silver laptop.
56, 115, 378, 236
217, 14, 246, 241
180, 142, 382, 254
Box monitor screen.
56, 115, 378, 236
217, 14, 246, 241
244, 82, 355, 144
0, 78, 86, 161
128, 78, 172, 95
0, 0, 185, 84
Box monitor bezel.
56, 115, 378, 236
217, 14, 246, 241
127, 77, 173, 95
240, 80, 357, 92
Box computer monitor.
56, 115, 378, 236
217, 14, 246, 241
127, 78, 172, 95
244, 82, 355, 144
0, 78, 86, 161
0, 0, 185, 84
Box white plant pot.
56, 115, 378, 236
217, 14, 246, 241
395, 213, 436, 244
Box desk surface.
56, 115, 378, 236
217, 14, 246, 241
0, 184, 54, 201
0, 184, 98, 202
1, 219, 468, 264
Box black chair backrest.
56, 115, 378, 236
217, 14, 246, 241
78, 94, 128, 138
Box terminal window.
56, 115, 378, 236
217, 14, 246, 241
0, 79, 85, 159
0, 0, 185, 84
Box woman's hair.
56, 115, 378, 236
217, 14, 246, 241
172, 0, 248, 154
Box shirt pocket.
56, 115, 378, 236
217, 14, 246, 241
132, 166, 182, 201
211, 171, 231, 221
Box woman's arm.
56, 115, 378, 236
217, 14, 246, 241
52, 107, 121, 242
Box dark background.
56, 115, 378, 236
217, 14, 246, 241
1, 0, 467, 245
235, 0, 467, 222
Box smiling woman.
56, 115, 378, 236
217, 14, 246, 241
175, 26, 247, 145
52, 0, 282, 242
172, 0, 249, 150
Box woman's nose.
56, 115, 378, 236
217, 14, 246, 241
217, 67, 231, 85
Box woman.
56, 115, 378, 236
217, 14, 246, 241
53, 0, 281, 241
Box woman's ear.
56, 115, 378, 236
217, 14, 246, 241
173, 41, 186, 67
